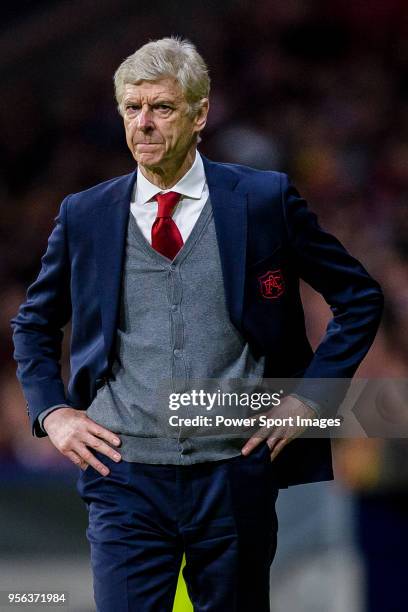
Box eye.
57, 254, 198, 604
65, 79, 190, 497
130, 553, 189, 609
125, 104, 141, 114
154, 104, 173, 113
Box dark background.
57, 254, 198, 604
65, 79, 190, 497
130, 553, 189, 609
0, 2, 407, 610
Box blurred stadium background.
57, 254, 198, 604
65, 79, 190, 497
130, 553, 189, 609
1, 1, 407, 610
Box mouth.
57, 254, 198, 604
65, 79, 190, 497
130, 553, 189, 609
135, 142, 162, 147
135, 143, 163, 154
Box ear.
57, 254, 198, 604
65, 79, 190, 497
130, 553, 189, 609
193, 98, 209, 134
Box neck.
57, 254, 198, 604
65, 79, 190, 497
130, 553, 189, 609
139, 147, 196, 189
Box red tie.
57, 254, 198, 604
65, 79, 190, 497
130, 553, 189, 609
151, 191, 184, 260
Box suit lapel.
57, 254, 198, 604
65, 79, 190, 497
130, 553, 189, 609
92, 171, 136, 361
202, 156, 248, 329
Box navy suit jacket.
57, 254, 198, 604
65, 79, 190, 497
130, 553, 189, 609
11, 156, 383, 487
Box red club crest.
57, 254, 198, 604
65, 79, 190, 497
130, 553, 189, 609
258, 269, 285, 299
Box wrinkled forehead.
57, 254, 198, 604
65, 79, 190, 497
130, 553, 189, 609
122, 77, 186, 103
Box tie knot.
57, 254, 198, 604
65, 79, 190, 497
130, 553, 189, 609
155, 191, 181, 218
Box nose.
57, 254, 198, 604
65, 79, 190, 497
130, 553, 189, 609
137, 106, 154, 131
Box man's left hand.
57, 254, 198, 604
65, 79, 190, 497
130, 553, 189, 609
241, 396, 317, 462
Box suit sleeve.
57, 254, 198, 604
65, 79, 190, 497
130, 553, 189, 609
11, 196, 73, 437
280, 173, 384, 415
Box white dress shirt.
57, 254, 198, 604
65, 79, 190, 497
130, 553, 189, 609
130, 150, 209, 243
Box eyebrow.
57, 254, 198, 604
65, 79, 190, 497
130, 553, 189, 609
123, 95, 178, 105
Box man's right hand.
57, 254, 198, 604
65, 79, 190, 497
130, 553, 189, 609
43, 407, 122, 475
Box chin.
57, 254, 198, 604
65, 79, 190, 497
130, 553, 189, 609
135, 154, 163, 167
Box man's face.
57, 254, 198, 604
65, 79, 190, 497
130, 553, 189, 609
122, 77, 208, 172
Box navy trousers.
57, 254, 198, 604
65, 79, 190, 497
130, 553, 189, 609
76, 442, 279, 612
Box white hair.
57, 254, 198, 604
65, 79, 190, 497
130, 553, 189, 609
114, 36, 210, 117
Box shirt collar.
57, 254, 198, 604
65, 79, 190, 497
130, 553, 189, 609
136, 150, 206, 205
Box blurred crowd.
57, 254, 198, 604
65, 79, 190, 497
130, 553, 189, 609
0, 0, 407, 473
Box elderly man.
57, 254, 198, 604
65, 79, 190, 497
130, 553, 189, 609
12, 37, 383, 611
